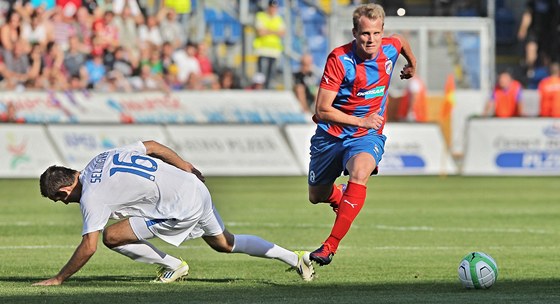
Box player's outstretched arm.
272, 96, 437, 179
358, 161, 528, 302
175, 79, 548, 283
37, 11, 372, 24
32, 231, 99, 286
142, 140, 205, 182
393, 34, 417, 80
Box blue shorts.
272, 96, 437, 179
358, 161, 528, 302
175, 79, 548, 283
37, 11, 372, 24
308, 128, 386, 186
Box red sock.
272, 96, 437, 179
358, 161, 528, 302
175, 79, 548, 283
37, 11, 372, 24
326, 184, 343, 206
325, 181, 367, 251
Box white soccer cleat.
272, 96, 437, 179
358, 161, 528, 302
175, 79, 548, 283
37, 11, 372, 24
153, 260, 189, 283
294, 251, 315, 281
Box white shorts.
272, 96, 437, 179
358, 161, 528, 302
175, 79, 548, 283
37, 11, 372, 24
129, 186, 225, 246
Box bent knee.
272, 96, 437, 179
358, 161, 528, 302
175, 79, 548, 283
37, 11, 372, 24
212, 244, 233, 253
308, 186, 332, 204
350, 172, 371, 184
204, 232, 234, 253
102, 230, 119, 248
348, 166, 375, 184
308, 193, 326, 204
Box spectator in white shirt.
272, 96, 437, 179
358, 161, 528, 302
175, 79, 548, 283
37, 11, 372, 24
138, 15, 163, 49
171, 41, 201, 88
157, 7, 185, 49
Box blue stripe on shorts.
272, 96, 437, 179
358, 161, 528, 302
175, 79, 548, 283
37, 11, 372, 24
145, 219, 167, 227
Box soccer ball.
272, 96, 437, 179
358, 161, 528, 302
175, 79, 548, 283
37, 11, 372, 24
457, 251, 498, 289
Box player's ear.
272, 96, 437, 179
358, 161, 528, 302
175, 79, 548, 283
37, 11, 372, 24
51, 190, 67, 202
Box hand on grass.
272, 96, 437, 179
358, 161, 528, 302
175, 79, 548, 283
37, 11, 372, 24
32, 277, 63, 286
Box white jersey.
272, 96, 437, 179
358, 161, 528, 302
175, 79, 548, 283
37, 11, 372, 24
78, 141, 205, 238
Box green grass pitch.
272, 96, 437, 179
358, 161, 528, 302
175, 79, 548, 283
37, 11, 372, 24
1, 176, 559, 304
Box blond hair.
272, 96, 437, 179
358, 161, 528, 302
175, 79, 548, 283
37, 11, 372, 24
352, 4, 385, 29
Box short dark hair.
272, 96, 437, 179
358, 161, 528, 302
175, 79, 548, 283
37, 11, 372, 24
39, 165, 78, 199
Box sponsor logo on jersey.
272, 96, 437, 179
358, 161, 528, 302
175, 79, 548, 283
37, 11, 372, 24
385, 60, 393, 75
343, 56, 354, 63
357, 86, 385, 99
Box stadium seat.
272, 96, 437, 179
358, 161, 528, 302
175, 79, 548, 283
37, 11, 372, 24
311, 50, 327, 70
495, 7, 516, 45
456, 32, 481, 89
223, 12, 242, 45
455, 8, 478, 17
204, 8, 225, 44
300, 6, 317, 22
308, 35, 327, 52
293, 1, 328, 70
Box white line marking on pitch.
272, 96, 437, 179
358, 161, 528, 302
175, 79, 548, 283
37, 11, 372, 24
0, 221, 78, 226
373, 225, 554, 235
2, 245, 559, 251
226, 222, 557, 235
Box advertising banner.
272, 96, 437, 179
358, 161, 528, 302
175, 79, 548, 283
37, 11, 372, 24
0, 91, 78, 123
167, 125, 302, 175
47, 125, 167, 169
382, 123, 458, 175
285, 123, 457, 175
0, 125, 62, 178
463, 118, 560, 175
1, 91, 309, 124
103, 91, 308, 124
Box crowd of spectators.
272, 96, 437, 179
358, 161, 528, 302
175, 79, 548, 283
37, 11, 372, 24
486, 0, 560, 118
0, 0, 558, 120
0, 0, 235, 93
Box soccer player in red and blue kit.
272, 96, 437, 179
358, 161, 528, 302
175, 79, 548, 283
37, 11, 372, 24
308, 3, 417, 266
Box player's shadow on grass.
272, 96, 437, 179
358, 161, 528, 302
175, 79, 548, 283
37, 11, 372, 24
0, 276, 244, 285
0, 276, 153, 284
187, 278, 245, 283
4, 280, 560, 304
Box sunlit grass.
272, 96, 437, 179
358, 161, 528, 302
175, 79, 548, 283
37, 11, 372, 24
1, 176, 559, 303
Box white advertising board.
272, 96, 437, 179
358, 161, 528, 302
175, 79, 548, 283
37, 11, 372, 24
47, 125, 167, 169
382, 123, 458, 175
450, 89, 540, 156
167, 125, 302, 176
105, 91, 308, 124
0, 125, 62, 178
0, 91, 77, 123
463, 118, 560, 175
451, 90, 486, 156
284, 124, 316, 172
2, 91, 308, 124
285, 123, 457, 176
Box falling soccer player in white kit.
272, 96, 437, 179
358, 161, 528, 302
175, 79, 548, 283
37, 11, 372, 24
33, 140, 314, 285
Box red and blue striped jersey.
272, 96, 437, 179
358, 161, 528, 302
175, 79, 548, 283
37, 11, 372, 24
317, 37, 402, 139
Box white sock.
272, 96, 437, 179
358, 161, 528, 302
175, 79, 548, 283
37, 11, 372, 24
231, 234, 298, 267
111, 240, 183, 270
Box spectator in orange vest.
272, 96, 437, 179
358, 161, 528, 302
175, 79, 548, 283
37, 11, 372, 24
538, 62, 560, 117
484, 71, 523, 118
